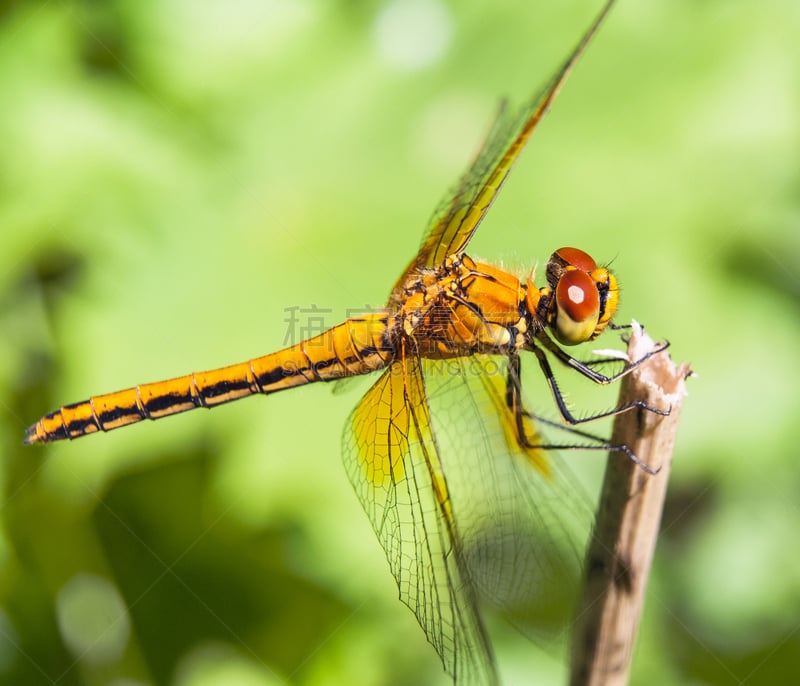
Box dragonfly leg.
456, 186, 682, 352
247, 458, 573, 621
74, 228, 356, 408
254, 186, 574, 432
533, 331, 669, 385
524, 341, 670, 426
607, 321, 632, 331
580, 356, 628, 370
505, 358, 659, 475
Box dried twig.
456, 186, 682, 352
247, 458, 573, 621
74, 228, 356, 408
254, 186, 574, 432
570, 323, 691, 686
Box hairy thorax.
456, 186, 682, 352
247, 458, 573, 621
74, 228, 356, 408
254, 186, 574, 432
395, 255, 528, 359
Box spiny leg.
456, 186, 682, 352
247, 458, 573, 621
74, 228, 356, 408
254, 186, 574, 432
524, 341, 667, 426
533, 331, 670, 386
505, 355, 659, 475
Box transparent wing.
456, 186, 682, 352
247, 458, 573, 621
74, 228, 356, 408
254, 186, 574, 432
343, 350, 497, 686
343, 346, 601, 682
421, 354, 596, 638
394, 0, 615, 290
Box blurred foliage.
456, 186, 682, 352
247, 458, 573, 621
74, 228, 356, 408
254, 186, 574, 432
1, 0, 799, 685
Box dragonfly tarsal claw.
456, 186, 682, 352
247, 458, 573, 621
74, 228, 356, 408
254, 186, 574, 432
608, 321, 632, 331
632, 399, 672, 418
650, 338, 670, 354
619, 445, 661, 476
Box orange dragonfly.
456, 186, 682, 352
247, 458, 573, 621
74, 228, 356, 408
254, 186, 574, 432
26, 0, 666, 682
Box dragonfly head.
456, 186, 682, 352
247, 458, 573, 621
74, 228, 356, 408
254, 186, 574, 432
526, 247, 619, 345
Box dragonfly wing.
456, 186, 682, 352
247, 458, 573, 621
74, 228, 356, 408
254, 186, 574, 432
413, 99, 519, 270
398, 0, 615, 284
343, 351, 497, 685
420, 354, 595, 637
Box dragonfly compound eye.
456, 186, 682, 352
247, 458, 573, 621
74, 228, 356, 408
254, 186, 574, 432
554, 246, 596, 271
546, 246, 597, 289
553, 269, 600, 345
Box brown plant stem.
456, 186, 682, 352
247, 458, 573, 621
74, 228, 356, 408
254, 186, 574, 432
569, 323, 691, 686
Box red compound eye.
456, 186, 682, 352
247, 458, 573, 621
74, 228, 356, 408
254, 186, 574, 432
553, 269, 600, 345
556, 270, 599, 321
555, 247, 596, 272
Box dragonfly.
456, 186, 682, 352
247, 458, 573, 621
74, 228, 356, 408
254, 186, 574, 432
26, 0, 667, 682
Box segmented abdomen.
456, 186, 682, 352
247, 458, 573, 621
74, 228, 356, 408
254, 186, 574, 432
24, 313, 393, 444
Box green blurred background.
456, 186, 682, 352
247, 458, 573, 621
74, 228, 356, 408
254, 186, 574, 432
1, 0, 799, 684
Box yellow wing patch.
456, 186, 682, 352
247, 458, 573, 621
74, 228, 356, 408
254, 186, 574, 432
343, 353, 496, 685
351, 362, 408, 488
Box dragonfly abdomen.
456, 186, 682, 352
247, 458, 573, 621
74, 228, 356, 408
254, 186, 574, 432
24, 314, 392, 444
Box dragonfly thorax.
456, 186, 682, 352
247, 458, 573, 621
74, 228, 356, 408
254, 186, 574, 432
525, 247, 619, 346
398, 254, 528, 359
